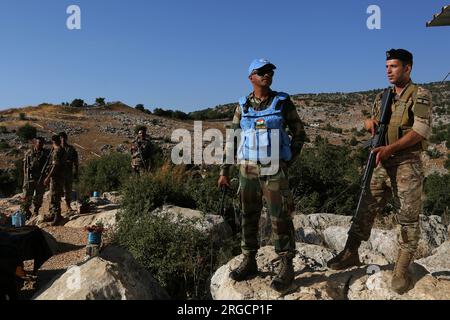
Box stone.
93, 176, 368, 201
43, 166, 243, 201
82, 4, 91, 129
33, 246, 169, 300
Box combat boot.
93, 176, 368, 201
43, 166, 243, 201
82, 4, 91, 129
327, 235, 362, 270
391, 249, 414, 294
271, 255, 294, 292
229, 253, 257, 281
50, 213, 62, 226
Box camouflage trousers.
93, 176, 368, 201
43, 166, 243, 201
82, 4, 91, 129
349, 153, 424, 253
21, 180, 46, 212
239, 163, 296, 258
49, 177, 64, 217
63, 174, 73, 205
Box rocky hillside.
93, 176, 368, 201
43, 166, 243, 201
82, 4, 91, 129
1, 82, 448, 175
0, 192, 448, 300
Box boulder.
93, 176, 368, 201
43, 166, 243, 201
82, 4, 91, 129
418, 215, 448, 256
64, 209, 118, 230
323, 226, 398, 264
153, 205, 232, 242
33, 246, 169, 300
102, 191, 123, 204
211, 244, 450, 300
415, 241, 450, 277
347, 268, 450, 300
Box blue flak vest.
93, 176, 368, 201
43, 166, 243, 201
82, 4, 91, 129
237, 92, 292, 163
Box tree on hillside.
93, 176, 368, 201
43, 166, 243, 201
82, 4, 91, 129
70, 99, 85, 108
96, 97, 106, 106
135, 104, 145, 112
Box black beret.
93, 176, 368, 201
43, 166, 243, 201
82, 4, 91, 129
386, 49, 413, 63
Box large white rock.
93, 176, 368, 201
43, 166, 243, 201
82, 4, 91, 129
347, 268, 450, 300
153, 205, 232, 241
323, 226, 398, 264
64, 209, 118, 230
210, 244, 450, 300
102, 191, 123, 204
33, 246, 169, 300
415, 241, 450, 277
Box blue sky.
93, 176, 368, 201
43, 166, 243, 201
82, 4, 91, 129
0, 0, 448, 112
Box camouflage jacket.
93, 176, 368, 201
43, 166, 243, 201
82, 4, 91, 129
62, 144, 79, 176
49, 146, 66, 179
23, 147, 51, 180
131, 137, 153, 168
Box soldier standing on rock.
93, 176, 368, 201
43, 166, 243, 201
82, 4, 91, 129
130, 126, 153, 174
218, 58, 307, 292
59, 132, 79, 212
21, 137, 50, 219
43, 135, 66, 226
327, 49, 433, 295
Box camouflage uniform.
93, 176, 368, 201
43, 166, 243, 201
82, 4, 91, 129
221, 90, 307, 258
131, 137, 153, 174
48, 146, 66, 219
21, 147, 50, 214
62, 144, 79, 206
349, 82, 432, 253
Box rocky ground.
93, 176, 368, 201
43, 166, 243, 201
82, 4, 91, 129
1, 193, 448, 300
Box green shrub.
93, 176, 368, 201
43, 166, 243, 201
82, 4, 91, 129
423, 173, 450, 216
70, 99, 85, 108
16, 124, 37, 142
288, 140, 363, 214
19, 113, 26, 120
76, 153, 131, 196
0, 126, 7, 134
115, 169, 238, 299
0, 141, 10, 150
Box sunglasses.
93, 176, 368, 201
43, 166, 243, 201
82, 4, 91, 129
253, 69, 274, 77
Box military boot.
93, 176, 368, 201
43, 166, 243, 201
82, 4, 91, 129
229, 253, 257, 281
391, 249, 414, 294
50, 213, 62, 226
327, 235, 362, 270
271, 255, 294, 292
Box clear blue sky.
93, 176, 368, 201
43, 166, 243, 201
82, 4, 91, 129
0, 0, 448, 112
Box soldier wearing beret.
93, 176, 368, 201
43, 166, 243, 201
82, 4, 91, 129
327, 49, 433, 294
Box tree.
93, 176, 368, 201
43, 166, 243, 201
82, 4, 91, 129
96, 98, 106, 106
70, 99, 85, 108
135, 104, 145, 112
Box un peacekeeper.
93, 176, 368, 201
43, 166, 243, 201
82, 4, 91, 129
218, 58, 307, 292
59, 132, 79, 212
43, 135, 66, 226
130, 126, 153, 174
327, 49, 433, 294
21, 137, 51, 219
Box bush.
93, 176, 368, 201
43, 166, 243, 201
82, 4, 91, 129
135, 104, 145, 112
76, 153, 131, 196
423, 173, 450, 216
0, 141, 10, 150
0, 126, 7, 134
288, 140, 363, 214
19, 113, 26, 120
16, 124, 37, 142
95, 98, 106, 106
70, 99, 85, 108
115, 168, 237, 298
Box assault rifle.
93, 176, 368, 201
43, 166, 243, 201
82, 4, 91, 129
353, 88, 395, 222
37, 148, 53, 185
